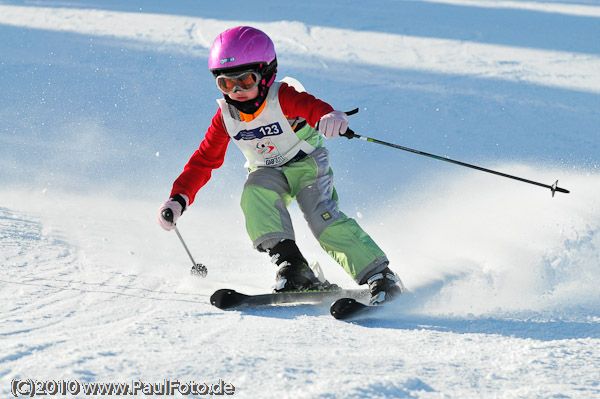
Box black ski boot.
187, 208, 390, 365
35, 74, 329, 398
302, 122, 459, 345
366, 267, 404, 305
268, 240, 322, 292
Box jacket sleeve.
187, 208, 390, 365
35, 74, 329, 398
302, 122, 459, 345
170, 108, 230, 205
278, 82, 334, 127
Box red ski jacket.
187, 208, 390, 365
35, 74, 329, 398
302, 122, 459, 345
170, 82, 334, 205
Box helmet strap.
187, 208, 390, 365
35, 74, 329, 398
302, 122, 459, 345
224, 92, 265, 114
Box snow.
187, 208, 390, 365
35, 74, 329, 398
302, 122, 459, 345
1, 1, 599, 398
2, 4, 600, 92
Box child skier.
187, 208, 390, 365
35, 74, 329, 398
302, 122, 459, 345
157, 26, 404, 305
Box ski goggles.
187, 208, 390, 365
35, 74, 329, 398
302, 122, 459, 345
215, 71, 261, 94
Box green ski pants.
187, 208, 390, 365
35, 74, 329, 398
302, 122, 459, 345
240, 147, 388, 284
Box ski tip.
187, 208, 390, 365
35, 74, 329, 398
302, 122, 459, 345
330, 298, 361, 320
210, 289, 243, 310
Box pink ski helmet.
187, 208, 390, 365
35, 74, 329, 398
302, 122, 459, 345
209, 26, 276, 76
208, 26, 278, 114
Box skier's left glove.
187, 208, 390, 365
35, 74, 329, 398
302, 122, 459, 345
157, 194, 188, 231
318, 110, 348, 139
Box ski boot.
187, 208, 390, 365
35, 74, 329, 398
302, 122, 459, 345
366, 267, 404, 305
268, 240, 323, 292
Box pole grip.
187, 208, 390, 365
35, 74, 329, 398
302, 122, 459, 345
341, 127, 358, 139
341, 109, 360, 139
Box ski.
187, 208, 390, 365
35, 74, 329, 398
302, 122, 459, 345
210, 288, 370, 310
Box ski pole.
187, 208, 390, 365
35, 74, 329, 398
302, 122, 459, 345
340, 109, 569, 197
162, 209, 208, 277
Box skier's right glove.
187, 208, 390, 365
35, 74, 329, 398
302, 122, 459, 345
157, 194, 188, 231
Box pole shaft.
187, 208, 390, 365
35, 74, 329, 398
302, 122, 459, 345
174, 226, 197, 267
347, 130, 569, 195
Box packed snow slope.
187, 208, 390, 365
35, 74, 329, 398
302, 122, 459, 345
1, 1, 599, 398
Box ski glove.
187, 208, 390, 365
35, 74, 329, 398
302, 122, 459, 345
157, 194, 188, 231
318, 110, 348, 139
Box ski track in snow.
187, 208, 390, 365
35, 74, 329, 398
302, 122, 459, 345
1, 0, 600, 398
